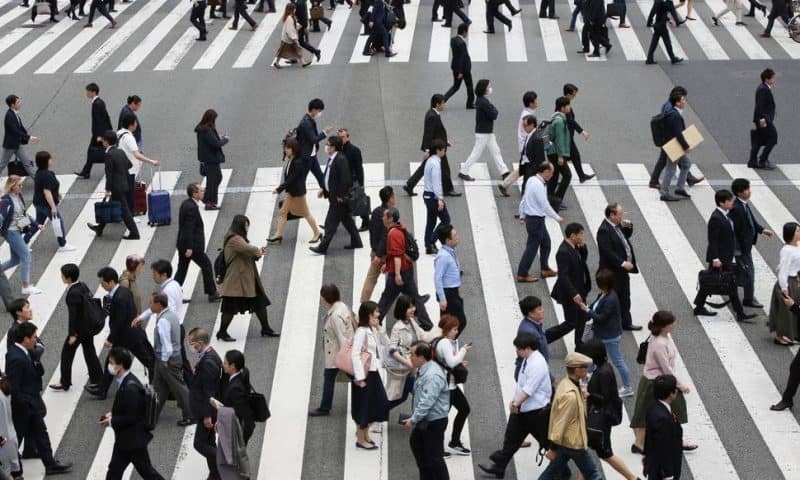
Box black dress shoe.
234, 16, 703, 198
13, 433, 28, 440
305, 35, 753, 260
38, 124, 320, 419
576, 49, 589, 54
84, 385, 107, 400
48, 383, 69, 391
478, 463, 505, 478
674, 189, 691, 198
687, 175, 705, 186
344, 243, 363, 250
579, 174, 595, 183
309, 246, 326, 254
743, 300, 763, 308
682, 444, 698, 451
308, 408, 331, 417
622, 324, 643, 331
693, 306, 717, 316
736, 313, 757, 323
756, 162, 776, 170
671, 56, 684, 64
73, 171, 90, 179
122, 234, 140, 240
176, 418, 194, 427
403, 184, 416, 196
87, 223, 103, 237
261, 329, 280, 337
458, 173, 475, 181
498, 185, 510, 197
444, 190, 462, 197
216, 332, 236, 342
425, 245, 438, 255
45, 463, 72, 475
770, 400, 793, 411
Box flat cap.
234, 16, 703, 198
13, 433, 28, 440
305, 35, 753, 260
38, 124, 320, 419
565, 352, 593, 368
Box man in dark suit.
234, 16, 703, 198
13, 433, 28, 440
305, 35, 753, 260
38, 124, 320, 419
693, 190, 757, 323
292, 0, 322, 60
547, 223, 591, 348
338, 128, 369, 231
187, 327, 222, 479
597, 203, 642, 330
117, 95, 142, 147
659, 91, 692, 202
365, 0, 397, 57
76, 82, 113, 179
443, 24, 474, 109
581, 0, 611, 56
748, 68, 777, 170
175, 182, 220, 302
729, 178, 773, 308
404, 94, 460, 198
643, 374, 683, 480
6, 322, 72, 475
87, 130, 140, 240
1, 94, 38, 176
441, 0, 470, 26
310, 136, 363, 255
86, 267, 156, 399
49, 264, 104, 392
101, 347, 165, 480
296, 98, 329, 187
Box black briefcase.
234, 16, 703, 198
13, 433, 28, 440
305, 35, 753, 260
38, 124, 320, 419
606, 3, 623, 18
7, 160, 27, 177
87, 145, 106, 164
347, 184, 371, 218
697, 268, 736, 296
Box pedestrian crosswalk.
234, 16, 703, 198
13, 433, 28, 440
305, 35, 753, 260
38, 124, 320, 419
7, 160, 800, 479
0, 0, 797, 74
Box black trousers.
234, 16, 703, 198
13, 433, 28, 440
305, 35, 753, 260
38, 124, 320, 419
60, 333, 104, 387
781, 347, 800, 405
377, 268, 433, 329
749, 123, 777, 166
88, 0, 114, 23
647, 22, 676, 61
545, 301, 586, 349
538, 0, 555, 17
175, 249, 217, 295
519, 161, 535, 196
489, 408, 553, 472
410, 417, 449, 480
78, 138, 103, 177
232, 0, 256, 28
193, 421, 219, 478
569, 140, 589, 179
298, 27, 320, 55
13, 411, 56, 469
107, 445, 164, 480
202, 163, 222, 206
485, 1, 511, 32
190, 1, 207, 38
220, 306, 271, 335
613, 270, 633, 329
441, 287, 467, 337
694, 265, 746, 317
546, 155, 572, 200
317, 200, 361, 252
443, 70, 474, 108
254, 0, 275, 11
407, 154, 455, 193
449, 387, 470, 445
97, 191, 140, 238
432, 0, 442, 19
442, 0, 469, 25
736, 251, 755, 303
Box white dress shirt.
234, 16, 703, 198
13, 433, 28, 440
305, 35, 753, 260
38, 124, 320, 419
516, 350, 551, 412
518, 175, 559, 221
139, 278, 184, 324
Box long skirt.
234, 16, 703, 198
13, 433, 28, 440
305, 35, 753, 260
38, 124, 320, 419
768, 278, 800, 340
351, 371, 389, 428
630, 376, 687, 428
275, 41, 306, 62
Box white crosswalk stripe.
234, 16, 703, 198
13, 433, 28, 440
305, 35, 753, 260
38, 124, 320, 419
635, 0, 688, 60
705, 0, 770, 59
503, 0, 526, 62
114, 0, 191, 71
676, 3, 729, 60
534, 0, 567, 61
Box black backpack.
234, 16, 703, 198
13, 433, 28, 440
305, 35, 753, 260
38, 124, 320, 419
392, 227, 420, 262
531, 120, 553, 163
213, 236, 234, 285
141, 383, 159, 431
650, 111, 673, 147
84, 289, 105, 336
430, 337, 468, 384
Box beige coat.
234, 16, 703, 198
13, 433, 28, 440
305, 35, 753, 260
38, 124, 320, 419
384, 319, 425, 401
221, 234, 265, 298
119, 270, 142, 315
322, 301, 355, 369
548, 376, 589, 450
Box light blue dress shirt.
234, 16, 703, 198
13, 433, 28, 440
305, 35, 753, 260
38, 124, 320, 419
434, 245, 461, 300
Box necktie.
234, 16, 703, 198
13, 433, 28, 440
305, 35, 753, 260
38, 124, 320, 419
615, 225, 633, 261
521, 358, 527, 374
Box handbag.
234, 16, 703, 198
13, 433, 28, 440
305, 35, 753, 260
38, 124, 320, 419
605, 3, 624, 18
586, 404, 607, 450
697, 267, 737, 296
249, 387, 271, 422
7, 160, 27, 177
347, 184, 371, 217
636, 335, 651, 365
581, 322, 595, 344
310, 4, 324, 19
87, 145, 106, 164
333, 336, 372, 377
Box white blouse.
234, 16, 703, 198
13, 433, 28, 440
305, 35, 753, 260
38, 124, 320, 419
351, 326, 386, 381
281, 17, 299, 44
435, 338, 466, 390
777, 244, 800, 292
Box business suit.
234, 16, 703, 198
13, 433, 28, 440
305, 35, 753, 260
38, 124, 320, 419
195, 125, 227, 207
486, 0, 512, 31
659, 107, 691, 197
314, 152, 362, 253
222, 372, 255, 444
441, 0, 469, 26
443, 34, 474, 108
59, 282, 104, 388
175, 198, 216, 295
643, 401, 683, 480
78, 96, 113, 178
694, 209, 746, 317
190, 347, 222, 477
1, 108, 35, 176
273, 156, 321, 238
729, 198, 763, 304
342, 140, 369, 226
596, 220, 638, 329
293, 0, 322, 58
763, 0, 789, 35
93, 147, 139, 238
565, 109, 591, 181
296, 113, 326, 187
367, 0, 394, 56
646, 0, 681, 63
749, 82, 777, 168
407, 108, 455, 194
107, 372, 164, 479
583, 0, 609, 54
547, 241, 591, 348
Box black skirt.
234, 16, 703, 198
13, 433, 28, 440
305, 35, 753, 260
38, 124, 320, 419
350, 371, 389, 428
221, 280, 271, 315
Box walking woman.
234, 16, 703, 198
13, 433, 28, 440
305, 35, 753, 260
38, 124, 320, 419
458, 79, 510, 182
221, 350, 256, 444
119, 254, 146, 315
0, 176, 41, 295
630, 310, 697, 453
0, 377, 19, 479
351, 301, 389, 450
273, 3, 312, 68
579, 339, 639, 480
195, 109, 228, 211
386, 294, 426, 410
218, 215, 280, 342
769, 222, 800, 345
269, 138, 320, 243
434, 314, 472, 455
32, 151, 74, 253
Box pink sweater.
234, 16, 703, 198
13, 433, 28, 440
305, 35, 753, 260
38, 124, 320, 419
643, 334, 685, 389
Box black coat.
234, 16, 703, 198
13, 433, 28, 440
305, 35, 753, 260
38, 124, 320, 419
551, 241, 591, 304
189, 348, 222, 420
111, 373, 154, 451
323, 152, 353, 200
647, 0, 680, 25
91, 97, 113, 139
369, 203, 388, 255
2, 109, 29, 150
222, 372, 255, 442
565, 109, 584, 139
706, 209, 736, 265
277, 157, 310, 197
450, 35, 471, 74
753, 83, 776, 125
177, 198, 205, 252
597, 220, 638, 274
585, 291, 622, 339
342, 141, 364, 186
587, 361, 621, 425
5, 344, 46, 419
104, 146, 133, 194
729, 198, 763, 254
107, 286, 140, 347
474, 96, 498, 134
293, 0, 309, 28
644, 401, 683, 480
195, 125, 227, 165
297, 113, 325, 158
584, 0, 606, 24
420, 108, 448, 152
66, 282, 95, 337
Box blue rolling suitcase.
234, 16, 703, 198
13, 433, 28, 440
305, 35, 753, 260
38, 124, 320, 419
147, 168, 171, 226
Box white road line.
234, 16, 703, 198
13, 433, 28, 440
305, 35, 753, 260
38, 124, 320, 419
503, 0, 526, 61
389, 1, 419, 62
428, 20, 450, 62
344, 164, 389, 480
464, 163, 545, 477
233, 1, 288, 68
751, 9, 800, 58
75, 0, 168, 73
534, 0, 567, 61
0, 3, 77, 75
0, 0, 44, 30
34, 0, 137, 74
154, 26, 196, 70
256, 174, 330, 480
467, 0, 488, 61
316, 3, 352, 64
635, 0, 687, 60
676, 3, 728, 59
566, 1, 605, 61
193, 15, 239, 69
349, 31, 371, 63
0, 0, 71, 57
609, 18, 647, 60
778, 164, 800, 190
705, 0, 770, 58
723, 164, 795, 229
620, 163, 800, 479
0, 175, 75, 277
115, 0, 191, 72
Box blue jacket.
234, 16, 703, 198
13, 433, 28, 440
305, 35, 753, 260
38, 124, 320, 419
3, 109, 29, 150
410, 361, 450, 424
0, 194, 37, 240
586, 290, 623, 339
664, 107, 689, 150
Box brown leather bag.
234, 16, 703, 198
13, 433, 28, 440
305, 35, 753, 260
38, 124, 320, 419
310, 4, 324, 19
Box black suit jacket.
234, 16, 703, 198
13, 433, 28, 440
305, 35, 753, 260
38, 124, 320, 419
584, 0, 606, 23
706, 209, 736, 265
729, 198, 763, 254
222, 372, 255, 442
753, 83, 775, 125
111, 372, 153, 451
2, 109, 29, 150
297, 113, 325, 158
5, 344, 46, 417
91, 97, 113, 139
66, 282, 94, 337
6, 321, 44, 366
323, 152, 353, 200
551, 241, 591, 304
450, 35, 471, 74
420, 108, 448, 152
342, 141, 364, 186
177, 198, 205, 252
189, 348, 222, 420
293, 0, 309, 28
104, 147, 133, 194
107, 286, 139, 347
644, 401, 683, 480
277, 157, 310, 197
597, 220, 638, 274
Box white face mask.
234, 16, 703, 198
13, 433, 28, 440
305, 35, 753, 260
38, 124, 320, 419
486, 87, 493, 95
107, 364, 118, 376
315, 111, 323, 119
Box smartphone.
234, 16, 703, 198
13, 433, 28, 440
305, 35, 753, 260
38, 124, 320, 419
465, 342, 473, 347
398, 413, 411, 425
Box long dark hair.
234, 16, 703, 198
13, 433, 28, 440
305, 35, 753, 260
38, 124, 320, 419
358, 301, 379, 327
578, 338, 607, 368
228, 215, 250, 243
198, 109, 218, 128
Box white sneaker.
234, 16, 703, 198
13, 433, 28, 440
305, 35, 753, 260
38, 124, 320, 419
21, 286, 42, 296
619, 386, 635, 398
57, 244, 77, 253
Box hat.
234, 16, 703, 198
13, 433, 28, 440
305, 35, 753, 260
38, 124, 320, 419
565, 352, 593, 368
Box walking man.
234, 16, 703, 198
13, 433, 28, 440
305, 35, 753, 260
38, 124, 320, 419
76, 83, 113, 179
748, 68, 778, 170
2, 95, 38, 176
729, 178, 773, 308
405, 94, 460, 198
646, 0, 684, 65
517, 162, 563, 283
423, 140, 450, 255
187, 328, 222, 478
176, 183, 221, 302
434, 223, 467, 335
443, 24, 474, 109
190, 0, 208, 40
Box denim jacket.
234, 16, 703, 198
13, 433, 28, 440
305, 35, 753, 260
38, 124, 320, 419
410, 361, 450, 424
0, 194, 37, 241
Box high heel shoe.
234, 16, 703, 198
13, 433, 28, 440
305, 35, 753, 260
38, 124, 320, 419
309, 233, 322, 244
267, 235, 283, 244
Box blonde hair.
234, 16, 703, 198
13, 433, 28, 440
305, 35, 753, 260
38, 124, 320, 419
3, 175, 22, 193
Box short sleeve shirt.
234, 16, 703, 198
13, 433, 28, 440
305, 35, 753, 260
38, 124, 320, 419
33, 170, 60, 207
116, 128, 141, 176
